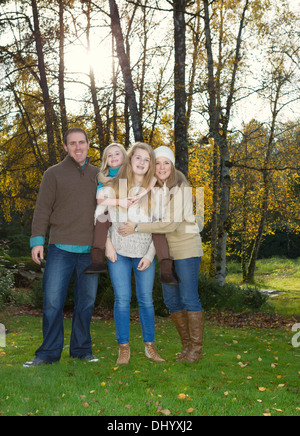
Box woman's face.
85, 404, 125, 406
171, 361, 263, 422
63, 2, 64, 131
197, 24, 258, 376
107, 146, 124, 169
155, 157, 172, 182
131, 148, 151, 176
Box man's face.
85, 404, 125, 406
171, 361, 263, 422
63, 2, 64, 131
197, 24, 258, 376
64, 131, 89, 166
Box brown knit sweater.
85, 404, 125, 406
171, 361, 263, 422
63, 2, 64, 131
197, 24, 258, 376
31, 155, 98, 246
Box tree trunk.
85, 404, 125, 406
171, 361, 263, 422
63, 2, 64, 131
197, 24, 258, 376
173, 0, 188, 178
109, 0, 143, 143
31, 0, 57, 166
203, 0, 249, 285
84, 1, 105, 153
245, 173, 269, 282
58, 0, 68, 136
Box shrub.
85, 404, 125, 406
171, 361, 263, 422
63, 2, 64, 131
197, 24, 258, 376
198, 273, 269, 312
0, 242, 16, 310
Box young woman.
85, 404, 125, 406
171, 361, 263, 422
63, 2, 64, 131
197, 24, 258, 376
104, 143, 166, 366
119, 146, 204, 363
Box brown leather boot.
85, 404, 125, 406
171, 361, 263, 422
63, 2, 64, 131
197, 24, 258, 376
170, 310, 190, 360
116, 344, 130, 365
84, 248, 107, 274
184, 311, 204, 363
159, 259, 179, 285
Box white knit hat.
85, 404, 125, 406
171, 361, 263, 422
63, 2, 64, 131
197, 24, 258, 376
154, 146, 175, 165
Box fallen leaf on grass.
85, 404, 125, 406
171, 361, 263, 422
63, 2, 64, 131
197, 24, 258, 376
161, 409, 171, 416
187, 408, 194, 414
237, 361, 248, 368
177, 393, 187, 400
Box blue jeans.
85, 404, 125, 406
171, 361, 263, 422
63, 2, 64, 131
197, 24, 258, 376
35, 245, 99, 363
108, 254, 156, 345
162, 257, 203, 314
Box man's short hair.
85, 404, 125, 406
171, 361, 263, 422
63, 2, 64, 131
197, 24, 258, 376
63, 128, 89, 145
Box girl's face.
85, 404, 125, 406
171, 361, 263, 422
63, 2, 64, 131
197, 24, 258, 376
107, 146, 124, 168
155, 157, 172, 182
131, 148, 151, 176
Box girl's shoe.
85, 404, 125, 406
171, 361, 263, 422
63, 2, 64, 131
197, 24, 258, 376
145, 343, 166, 363
116, 344, 130, 365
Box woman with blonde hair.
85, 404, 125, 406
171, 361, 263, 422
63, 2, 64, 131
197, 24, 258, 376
105, 142, 166, 366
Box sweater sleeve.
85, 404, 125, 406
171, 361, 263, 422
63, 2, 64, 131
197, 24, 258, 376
143, 241, 156, 263
31, 169, 57, 240
138, 186, 184, 234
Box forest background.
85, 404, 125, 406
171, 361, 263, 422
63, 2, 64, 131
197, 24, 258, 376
0, 0, 300, 287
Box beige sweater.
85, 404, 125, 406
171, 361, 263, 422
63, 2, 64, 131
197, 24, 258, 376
138, 185, 203, 260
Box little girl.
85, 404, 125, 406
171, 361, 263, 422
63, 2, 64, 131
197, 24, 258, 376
84, 143, 129, 274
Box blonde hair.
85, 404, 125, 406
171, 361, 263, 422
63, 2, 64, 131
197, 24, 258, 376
98, 143, 128, 184
108, 142, 156, 212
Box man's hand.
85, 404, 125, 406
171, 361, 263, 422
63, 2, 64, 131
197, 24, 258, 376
32, 245, 44, 265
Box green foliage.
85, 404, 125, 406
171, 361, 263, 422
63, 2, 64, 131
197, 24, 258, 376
0, 242, 15, 309
198, 274, 269, 313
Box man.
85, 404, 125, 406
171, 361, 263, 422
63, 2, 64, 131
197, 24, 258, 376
24, 128, 100, 367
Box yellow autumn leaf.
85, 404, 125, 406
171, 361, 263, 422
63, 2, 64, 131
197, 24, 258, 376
258, 387, 266, 392
187, 408, 194, 414
177, 393, 186, 400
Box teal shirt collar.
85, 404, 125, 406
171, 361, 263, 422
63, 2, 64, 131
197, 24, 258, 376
108, 166, 121, 177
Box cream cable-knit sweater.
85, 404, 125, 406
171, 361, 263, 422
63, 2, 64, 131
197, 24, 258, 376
106, 187, 156, 262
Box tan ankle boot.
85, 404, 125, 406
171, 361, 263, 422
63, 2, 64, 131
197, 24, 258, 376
184, 311, 204, 363
145, 343, 166, 363
170, 310, 190, 360
116, 344, 130, 365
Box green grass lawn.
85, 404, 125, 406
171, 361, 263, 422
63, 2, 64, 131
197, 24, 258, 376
0, 316, 299, 416
227, 258, 300, 317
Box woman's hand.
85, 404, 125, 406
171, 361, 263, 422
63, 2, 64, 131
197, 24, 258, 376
105, 238, 118, 263
118, 197, 135, 209
118, 222, 136, 237
137, 257, 151, 271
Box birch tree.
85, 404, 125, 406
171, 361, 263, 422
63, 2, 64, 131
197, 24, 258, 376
108, 0, 144, 142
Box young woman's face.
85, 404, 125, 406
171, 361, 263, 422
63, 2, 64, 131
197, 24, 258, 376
155, 157, 172, 182
107, 146, 124, 169
131, 148, 151, 176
